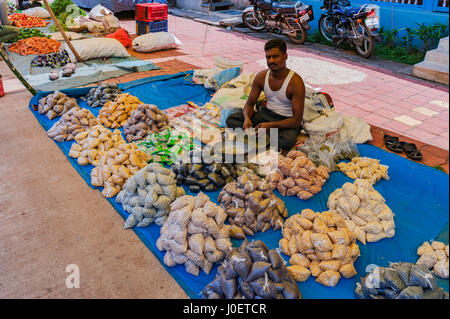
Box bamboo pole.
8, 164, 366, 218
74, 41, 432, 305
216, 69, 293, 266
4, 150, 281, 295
0, 43, 37, 96
42, 0, 83, 62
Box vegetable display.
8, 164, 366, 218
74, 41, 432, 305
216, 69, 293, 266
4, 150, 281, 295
280, 209, 360, 287
416, 241, 449, 279
218, 173, 287, 238
123, 104, 171, 142
7, 28, 49, 43
97, 93, 143, 129
202, 240, 302, 299
9, 13, 50, 28
69, 125, 125, 166
8, 37, 61, 56
327, 179, 396, 245
116, 163, 186, 228
47, 107, 98, 142
37, 91, 78, 120
32, 50, 70, 68
266, 150, 330, 200
355, 262, 449, 299
85, 83, 122, 108
156, 193, 232, 276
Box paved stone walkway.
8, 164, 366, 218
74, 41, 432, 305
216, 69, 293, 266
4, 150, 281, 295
121, 15, 449, 151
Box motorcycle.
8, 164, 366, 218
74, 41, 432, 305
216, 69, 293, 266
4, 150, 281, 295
242, 0, 314, 45
318, 0, 380, 58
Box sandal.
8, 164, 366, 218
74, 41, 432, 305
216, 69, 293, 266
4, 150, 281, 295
386, 141, 403, 153
383, 134, 399, 146
401, 142, 423, 161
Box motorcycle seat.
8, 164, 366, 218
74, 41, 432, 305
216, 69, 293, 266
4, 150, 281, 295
271, 1, 298, 9
334, 6, 360, 16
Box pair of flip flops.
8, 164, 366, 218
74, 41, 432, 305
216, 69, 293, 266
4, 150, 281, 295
384, 135, 423, 161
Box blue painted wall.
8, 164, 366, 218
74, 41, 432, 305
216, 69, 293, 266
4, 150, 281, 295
304, 0, 449, 46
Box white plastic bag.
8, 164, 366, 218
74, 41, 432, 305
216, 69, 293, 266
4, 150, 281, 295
85, 21, 105, 33
88, 4, 113, 22
132, 32, 182, 53
61, 38, 130, 62
341, 115, 373, 144
303, 110, 345, 136
102, 14, 120, 33
23, 7, 50, 18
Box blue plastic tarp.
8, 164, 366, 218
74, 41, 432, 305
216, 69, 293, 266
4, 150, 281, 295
28, 71, 449, 299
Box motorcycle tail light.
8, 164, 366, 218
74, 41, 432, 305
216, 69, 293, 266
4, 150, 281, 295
308, 10, 312, 15
295, 19, 300, 23
357, 18, 362, 23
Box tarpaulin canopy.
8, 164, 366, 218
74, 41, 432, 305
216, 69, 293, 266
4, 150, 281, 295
28, 71, 449, 299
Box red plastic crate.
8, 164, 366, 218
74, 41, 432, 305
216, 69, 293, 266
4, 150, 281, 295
135, 3, 168, 22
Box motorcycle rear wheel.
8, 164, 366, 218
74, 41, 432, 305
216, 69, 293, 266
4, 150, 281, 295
287, 27, 307, 45
242, 10, 265, 31
353, 22, 374, 58
318, 15, 334, 42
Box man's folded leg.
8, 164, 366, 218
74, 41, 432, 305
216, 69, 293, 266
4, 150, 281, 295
225, 109, 245, 128
277, 127, 301, 151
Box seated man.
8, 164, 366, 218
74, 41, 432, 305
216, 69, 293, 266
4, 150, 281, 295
226, 39, 305, 151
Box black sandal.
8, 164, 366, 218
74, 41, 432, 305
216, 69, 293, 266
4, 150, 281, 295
401, 142, 423, 161
383, 134, 399, 146
386, 141, 403, 153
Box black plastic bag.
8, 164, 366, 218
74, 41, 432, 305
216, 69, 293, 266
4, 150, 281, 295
246, 246, 269, 262
185, 175, 199, 186
196, 178, 211, 188
384, 268, 406, 292
396, 286, 424, 299
193, 170, 208, 180
423, 287, 444, 299
190, 164, 203, 175
390, 262, 411, 286
204, 164, 221, 174
231, 252, 252, 280
246, 261, 272, 282
409, 264, 436, 289
268, 250, 283, 269
238, 278, 255, 299
205, 183, 219, 192
225, 260, 238, 280
208, 172, 224, 186
221, 278, 238, 299
250, 277, 277, 299
209, 277, 224, 295
268, 266, 288, 283
282, 279, 301, 299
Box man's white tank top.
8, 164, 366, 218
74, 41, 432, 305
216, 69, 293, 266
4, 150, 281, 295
264, 69, 295, 117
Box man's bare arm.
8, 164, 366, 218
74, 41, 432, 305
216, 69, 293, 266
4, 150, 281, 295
243, 71, 265, 129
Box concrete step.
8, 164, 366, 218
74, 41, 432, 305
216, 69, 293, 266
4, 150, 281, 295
413, 60, 449, 85
425, 48, 449, 66
201, 0, 234, 11
438, 36, 449, 51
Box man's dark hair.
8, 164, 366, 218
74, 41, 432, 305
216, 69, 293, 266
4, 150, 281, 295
264, 39, 287, 54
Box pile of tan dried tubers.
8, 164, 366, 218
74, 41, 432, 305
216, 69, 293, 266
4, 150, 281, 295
266, 150, 330, 200
280, 209, 360, 287
47, 107, 98, 142
218, 173, 287, 239
38, 91, 78, 120
123, 104, 171, 142
116, 163, 185, 228
327, 179, 395, 245
156, 192, 232, 276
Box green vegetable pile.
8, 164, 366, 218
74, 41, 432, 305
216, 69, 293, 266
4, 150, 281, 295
7, 28, 50, 43
49, 0, 86, 32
